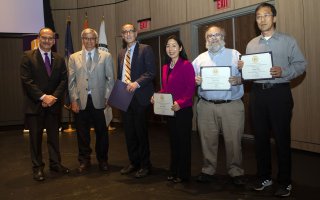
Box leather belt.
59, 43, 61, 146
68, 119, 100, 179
200, 97, 232, 104
254, 83, 289, 90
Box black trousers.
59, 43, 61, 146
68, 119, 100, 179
167, 107, 193, 180
75, 95, 108, 164
250, 83, 293, 185
122, 97, 151, 169
26, 110, 61, 170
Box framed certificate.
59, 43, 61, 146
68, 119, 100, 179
200, 66, 231, 91
240, 51, 274, 80
153, 93, 174, 116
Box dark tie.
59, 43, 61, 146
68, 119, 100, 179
124, 49, 131, 83
44, 52, 51, 76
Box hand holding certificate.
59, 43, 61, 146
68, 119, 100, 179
200, 66, 231, 91
153, 93, 174, 116
240, 52, 273, 80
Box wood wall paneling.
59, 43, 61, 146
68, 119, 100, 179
301, 0, 320, 145
234, 0, 269, 9
116, 0, 151, 36
50, 0, 77, 9
186, 0, 215, 21
276, 0, 308, 145
0, 38, 24, 125
150, 0, 187, 30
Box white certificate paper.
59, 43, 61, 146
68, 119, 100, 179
153, 93, 174, 116
240, 52, 273, 80
200, 66, 231, 91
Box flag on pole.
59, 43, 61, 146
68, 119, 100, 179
83, 13, 89, 29
98, 18, 108, 52
64, 17, 74, 107
65, 18, 74, 61
98, 17, 113, 126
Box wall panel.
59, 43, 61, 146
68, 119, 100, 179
150, 0, 187, 30
0, 38, 24, 125
234, 0, 268, 9
116, 0, 150, 35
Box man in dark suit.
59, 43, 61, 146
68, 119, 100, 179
20, 28, 70, 181
118, 23, 156, 178
68, 28, 114, 174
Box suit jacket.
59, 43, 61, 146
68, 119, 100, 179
159, 58, 195, 109
20, 49, 67, 114
117, 43, 156, 106
68, 48, 114, 110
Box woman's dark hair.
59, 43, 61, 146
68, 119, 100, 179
164, 35, 188, 64
255, 2, 277, 16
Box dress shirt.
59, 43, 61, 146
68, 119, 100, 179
246, 31, 307, 83
85, 49, 95, 62
39, 47, 52, 65
192, 47, 244, 101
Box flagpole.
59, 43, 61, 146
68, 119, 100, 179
63, 17, 76, 133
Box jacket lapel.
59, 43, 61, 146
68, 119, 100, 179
35, 49, 50, 78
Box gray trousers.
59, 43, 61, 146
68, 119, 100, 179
197, 99, 245, 177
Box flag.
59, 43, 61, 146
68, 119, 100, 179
98, 17, 112, 126
65, 19, 74, 61
83, 13, 89, 29
98, 18, 108, 52
64, 18, 74, 107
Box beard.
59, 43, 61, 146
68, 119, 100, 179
206, 40, 225, 53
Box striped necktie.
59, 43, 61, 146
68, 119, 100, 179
124, 49, 131, 83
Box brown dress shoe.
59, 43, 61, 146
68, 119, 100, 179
78, 163, 91, 174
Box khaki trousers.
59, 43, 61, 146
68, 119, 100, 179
197, 99, 245, 177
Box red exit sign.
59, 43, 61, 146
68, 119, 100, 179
137, 18, 151, 32
215, 0, 230, 10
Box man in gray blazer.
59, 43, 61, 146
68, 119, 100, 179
68, 28, 114, 173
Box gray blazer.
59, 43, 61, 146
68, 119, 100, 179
68, 48, 114, 110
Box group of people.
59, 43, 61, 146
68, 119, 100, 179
20, 3, 306, 198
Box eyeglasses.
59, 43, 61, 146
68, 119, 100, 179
82, 37, 96, 41
40, 36, 54, 41
207, 33, 223, 39
121, 29, 135, 35
256, 14, 273, 21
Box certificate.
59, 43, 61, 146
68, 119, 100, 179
153, 93, 174, 116
200, 66, 231, 91
240, 52, 273, 80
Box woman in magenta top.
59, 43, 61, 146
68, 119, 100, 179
153, 35, 195, 183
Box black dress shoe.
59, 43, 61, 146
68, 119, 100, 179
120, 164, 138, 175
50, 164, 70, 174
33, 169, 45, 181
196, 172, 216, 183
232, 175, 246, 186
135, 168, 150, 178
99, 161, 109, 171
78, 163, 91, 174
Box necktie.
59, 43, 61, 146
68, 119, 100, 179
124, 49, 131, 83
87, 52, 92, 92
87, 52, 92, 72
44, 53, 51, 76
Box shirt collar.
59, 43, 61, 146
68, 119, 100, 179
208, 46, 225, 57
38, 47, 51, 56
